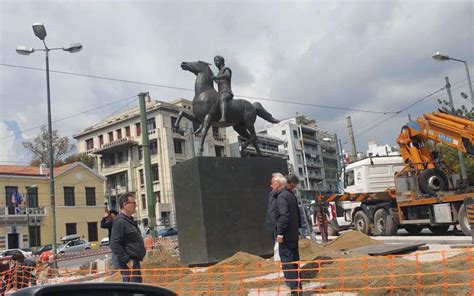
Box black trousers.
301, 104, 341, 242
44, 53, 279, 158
279, 240, 301, 291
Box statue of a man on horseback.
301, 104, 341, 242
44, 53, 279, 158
175, 57, 279, 157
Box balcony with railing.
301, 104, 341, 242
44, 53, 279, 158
0, 207, 47, 224
100, 160, 130, 175
94, 137, 138, 154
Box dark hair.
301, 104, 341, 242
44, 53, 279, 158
119, 192, 135, 209
214, 55, 225, 63
286, 174, 300, 185
11, 253, 25, 262
109, 209, 118, 215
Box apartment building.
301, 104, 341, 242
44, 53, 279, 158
227, 131, 287, 159
73, 97, 230, 229
0, 162, 107, 249
259, 115, 339, 197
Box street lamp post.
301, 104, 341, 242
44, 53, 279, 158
17, 23, 82, 266
433, 51, 474, 105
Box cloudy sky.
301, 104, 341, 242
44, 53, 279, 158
1, 0, 473, 164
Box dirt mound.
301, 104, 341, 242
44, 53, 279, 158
299, 239, 349, 260
209, 251, 266, 273
327, 231, 381, 251
142, 251, 185, 269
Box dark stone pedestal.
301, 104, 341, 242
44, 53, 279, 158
172, 157, 288, 265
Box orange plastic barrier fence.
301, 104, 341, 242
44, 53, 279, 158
1, 248, 472, 295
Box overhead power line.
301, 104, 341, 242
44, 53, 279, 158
1, 63, 394, 114
0, 95, 138, 141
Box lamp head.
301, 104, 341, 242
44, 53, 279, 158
432, 51, 450, 62
16, 46, 34, 55
63, 43, 83, 53
32, 23, 47, 40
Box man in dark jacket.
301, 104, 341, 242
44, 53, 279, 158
266, 173, 286, 240
110, 193, 146, 283
273, 173, 302, 295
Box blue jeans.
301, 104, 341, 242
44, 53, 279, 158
116, 259, 142, 283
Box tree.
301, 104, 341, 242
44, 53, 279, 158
436, 97, 474, 182
63, 153, 96, 169
23, 126, 75, 166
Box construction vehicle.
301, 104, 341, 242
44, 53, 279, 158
321, 111, 474, 236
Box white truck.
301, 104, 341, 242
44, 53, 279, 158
327, 155, 404, 235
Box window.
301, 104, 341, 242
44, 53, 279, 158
27, 186, 38, 208
345, 170, 355, 187
293, 130, 299, 138
65, 223, 77, 235
99, 135, 104, 146
281, 130, 286, 135
152, 164, 159, 182
154, 191, 161, 204
215, 145, 224, 157
141, 194, 147, 210
64, 187, 75, 206
212, 127, 220, 138
86, 138, 94, 150
147, 117, 156, 131
161, 212, 171, 227
136, 122, 141, 137
117, 129, 122, 139
108, 131, 114, 142
85, 187, 96, 206
117, 151, 123, 163
296, 154, 302, 164
139, 169, 144, 185
150, 140, 158, 155
125, 126, 131, 137
298, 167, 304, 175
170, 116, 177, 128
29, 226, 41, 247
87, 222, 98, 242
174, 139, 183, 154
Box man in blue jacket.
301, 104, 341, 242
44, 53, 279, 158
110, 193, 146, 283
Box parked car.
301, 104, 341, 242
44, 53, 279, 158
32, 244, 52, 256
57, 239, 91, 254
1, 248, 32, 257
99, 237, 109, 247
157, 227, 178, 238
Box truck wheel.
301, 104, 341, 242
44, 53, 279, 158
374, 209, 397, 236
404, 225, 423, 235
328, 221, 340, 236
458, 204, 472, 236
428, 225, 450, 234
354, 211, 372, 236
418, 168, 449, 194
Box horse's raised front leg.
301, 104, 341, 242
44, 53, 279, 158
174, 111, 197, 133
197, 114, 214, 156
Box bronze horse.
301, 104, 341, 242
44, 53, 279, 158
175, 61, 279, 156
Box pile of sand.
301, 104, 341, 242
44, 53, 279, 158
326, 231, 381, 251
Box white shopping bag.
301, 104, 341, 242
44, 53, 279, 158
274, 241, 280, 261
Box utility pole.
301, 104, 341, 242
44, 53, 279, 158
138, 92, 157, 237
334, 133, 342, 193
445, 77, 468, 182
346, 116, 357, 162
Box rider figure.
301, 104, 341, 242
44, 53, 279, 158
212, 55, 233, 123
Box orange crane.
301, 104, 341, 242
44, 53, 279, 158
396, 111, 474, 194
319, 111, 474, 237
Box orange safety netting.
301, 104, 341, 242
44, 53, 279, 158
0, 248, 472, 295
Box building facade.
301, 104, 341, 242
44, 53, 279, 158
74, 97, 230, 229
259, 115, 339, 197
0, 162, 107, 249
227, 131, 287, 159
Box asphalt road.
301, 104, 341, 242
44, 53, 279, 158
57, 248, 111, 270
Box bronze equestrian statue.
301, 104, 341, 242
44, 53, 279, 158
175, 58, 279, 157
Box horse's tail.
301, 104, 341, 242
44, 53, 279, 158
253, 102, 280, 123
